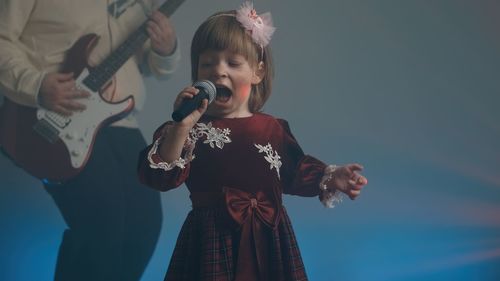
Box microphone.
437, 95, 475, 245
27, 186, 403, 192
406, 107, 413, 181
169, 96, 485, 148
171, 80, 216, 122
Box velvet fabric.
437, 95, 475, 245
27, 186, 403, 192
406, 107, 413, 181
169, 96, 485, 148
138, 113, 327, 281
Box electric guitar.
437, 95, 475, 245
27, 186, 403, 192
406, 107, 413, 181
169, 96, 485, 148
0, 0, 185, 182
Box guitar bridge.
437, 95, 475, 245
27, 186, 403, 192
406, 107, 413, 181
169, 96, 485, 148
33, 119, 60, 143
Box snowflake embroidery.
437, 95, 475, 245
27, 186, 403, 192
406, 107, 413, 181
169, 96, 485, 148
254, 143, 282, 180
190, 122, 232, 149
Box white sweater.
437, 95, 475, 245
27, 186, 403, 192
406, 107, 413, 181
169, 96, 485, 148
0, 0, 180, 128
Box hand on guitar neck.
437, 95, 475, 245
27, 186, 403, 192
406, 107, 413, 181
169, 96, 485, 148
147, 10, 177, 56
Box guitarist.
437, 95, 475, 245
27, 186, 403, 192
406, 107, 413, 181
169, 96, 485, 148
0, 0, 180, 280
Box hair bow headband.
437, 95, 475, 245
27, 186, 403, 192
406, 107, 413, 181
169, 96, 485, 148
235, 2, 276, 48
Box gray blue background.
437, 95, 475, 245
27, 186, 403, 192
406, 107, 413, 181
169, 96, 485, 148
1, 0, 499, 280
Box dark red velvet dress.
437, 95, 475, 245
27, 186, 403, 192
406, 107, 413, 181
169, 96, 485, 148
138, 113, 327, 281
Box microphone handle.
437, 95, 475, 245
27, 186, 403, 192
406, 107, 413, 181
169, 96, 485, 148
171, 90, 209, 122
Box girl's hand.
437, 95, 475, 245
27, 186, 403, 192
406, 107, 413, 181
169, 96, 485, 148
172, 86, 208, 129
156, 86, 207, 162
326, 164, 368, 200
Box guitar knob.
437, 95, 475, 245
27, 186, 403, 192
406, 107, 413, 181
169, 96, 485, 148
71, 150, 81, 157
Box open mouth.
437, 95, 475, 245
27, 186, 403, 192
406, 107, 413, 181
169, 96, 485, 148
215, 86, 232, 103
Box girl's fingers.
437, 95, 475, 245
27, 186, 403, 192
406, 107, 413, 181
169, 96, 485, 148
182, 87, 199, 95
174, 88, 199, 109
347, 163, 364, 173
349, 175, 367, 188
349, 189, 361, 200
199, 99, 208, 112
191, 99, 208, 119
358, 176, 368, 185
351, 184, 364, 191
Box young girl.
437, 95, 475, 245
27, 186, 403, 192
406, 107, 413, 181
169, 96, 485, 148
138, 2, 368, 281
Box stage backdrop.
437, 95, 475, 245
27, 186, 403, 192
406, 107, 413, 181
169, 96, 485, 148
1, 0, 499, 280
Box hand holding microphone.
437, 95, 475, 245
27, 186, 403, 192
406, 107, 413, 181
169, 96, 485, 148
158, 81, 216, 164
172, 80, 216, 123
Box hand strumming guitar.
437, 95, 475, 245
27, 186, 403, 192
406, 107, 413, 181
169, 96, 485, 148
38, 72, 90, 116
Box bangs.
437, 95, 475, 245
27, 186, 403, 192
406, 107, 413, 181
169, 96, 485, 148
191, 13, 260, 80
190, 10, 274, 113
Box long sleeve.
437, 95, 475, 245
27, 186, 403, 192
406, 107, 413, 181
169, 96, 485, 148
135, 0, 181, 81
0, 0, 45, 107
137, 122, 191, 191
278, 119, 327, 197
139, 38, 181, 80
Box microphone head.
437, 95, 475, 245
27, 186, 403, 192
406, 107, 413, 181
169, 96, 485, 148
193, 80, 216, 104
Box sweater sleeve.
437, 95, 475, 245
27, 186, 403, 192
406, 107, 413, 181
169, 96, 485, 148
0, 0, 46, 107
138, 37, 181, 80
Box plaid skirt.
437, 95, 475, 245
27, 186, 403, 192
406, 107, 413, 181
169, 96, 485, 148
164, 206, 308, 281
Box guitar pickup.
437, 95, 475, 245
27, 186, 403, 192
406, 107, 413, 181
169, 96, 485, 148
44, 111, 71, 128
33, 119, 60, 144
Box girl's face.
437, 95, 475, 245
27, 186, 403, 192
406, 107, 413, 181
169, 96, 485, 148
197, 49, 263, 118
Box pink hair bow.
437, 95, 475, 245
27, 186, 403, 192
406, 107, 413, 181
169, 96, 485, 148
236, 2, 276, 48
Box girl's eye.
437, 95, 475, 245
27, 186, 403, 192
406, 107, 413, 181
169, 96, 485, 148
229, 61, 242, 67
200, 62, 212, 67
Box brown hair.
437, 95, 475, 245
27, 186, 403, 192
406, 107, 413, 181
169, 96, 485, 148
191, 11, 274, 112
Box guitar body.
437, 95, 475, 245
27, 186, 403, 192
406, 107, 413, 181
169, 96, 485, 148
0, 0, 186, 182
0, 34, 134, 182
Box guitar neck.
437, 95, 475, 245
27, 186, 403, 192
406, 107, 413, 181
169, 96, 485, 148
83, 0, 185, 92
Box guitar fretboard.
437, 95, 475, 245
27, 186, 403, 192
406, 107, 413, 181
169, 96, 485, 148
82, 0, 185, 92
83, 26, 148, 92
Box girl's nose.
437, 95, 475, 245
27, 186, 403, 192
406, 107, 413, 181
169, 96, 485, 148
213, 63, 228, 78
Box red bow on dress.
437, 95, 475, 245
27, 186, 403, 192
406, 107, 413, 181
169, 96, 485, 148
224, 187, 280, 281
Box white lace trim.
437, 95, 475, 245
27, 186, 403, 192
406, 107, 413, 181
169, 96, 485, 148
319, 165, 344, 208
147, 137, 196, 171
190, 122, 231, 149
254, 143, 282, 180
147, 121, 232, 171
